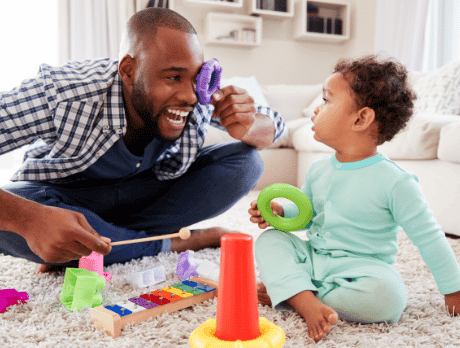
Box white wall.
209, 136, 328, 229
171, 0, 377, 84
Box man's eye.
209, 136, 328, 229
169, 76, 181, 81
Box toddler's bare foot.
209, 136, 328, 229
287, 290, 338, 342
170, 227, 232, 253
257, 282, 272, 306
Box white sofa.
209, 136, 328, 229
206, 61, 460, 237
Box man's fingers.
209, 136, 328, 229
73, 213, 112, 255
211, 85, 246, 106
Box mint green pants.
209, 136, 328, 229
255, 229, 407, 323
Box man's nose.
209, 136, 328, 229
178, 82, 198, 105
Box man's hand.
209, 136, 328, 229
445, 290, 460, 316
248, 199, 284, 229
20, 205, 112, 263
210, 85, 256, 140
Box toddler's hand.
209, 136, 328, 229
248, 200, 284, 229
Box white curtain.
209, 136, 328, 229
58, 0, 150, 64
423, 0, 460, 71
373, 0, 429, 71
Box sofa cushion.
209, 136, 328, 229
260, 84, 322, 122
269, 118, 312, 149
302, 93, 323, 118
438, 120, 460, 164
291, 119, 334, 153
292, 114, 460, 160
413, 60, 460, 115
220, 76, 270, 107
377, 114, 460, 159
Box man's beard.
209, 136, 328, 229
130, 79, 167, 142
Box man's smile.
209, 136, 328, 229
165, 108, 189, 126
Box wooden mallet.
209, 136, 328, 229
110, 227, 191, 246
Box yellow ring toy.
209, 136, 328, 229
189, 317, 285, 347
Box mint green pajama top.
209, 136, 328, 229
281, 153, 460, 295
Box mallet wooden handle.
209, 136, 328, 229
111, 228, 191, 246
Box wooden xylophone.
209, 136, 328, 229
91, 276, 218, 337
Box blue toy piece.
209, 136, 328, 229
257, 183, 313, 232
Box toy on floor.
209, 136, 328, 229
0, 289, 29, 313
110, 227, 190, 246
257, 183, 313, 232
60, 268, 105, 311
189, 233, 285, 347
196, 58, 222, 105
123, 265, 166, 288
176, 250, 220, 282
79, 251, 112, 281
90, 276, 218, 337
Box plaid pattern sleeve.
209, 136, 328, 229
0, 71, 58, 155
1, 59, 123, 182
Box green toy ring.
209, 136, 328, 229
257, 183, 313, 233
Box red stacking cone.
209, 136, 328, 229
214, 233, 261, 341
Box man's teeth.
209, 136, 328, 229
167, 109, 188, 117
165, 109, 188, 125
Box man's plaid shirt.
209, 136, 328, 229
0, 59, 286, 181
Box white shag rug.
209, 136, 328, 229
1, 190, 460, 348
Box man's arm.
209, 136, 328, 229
239, 112, 275, 149
0, 188, 111, 263
210, 86, 286, 150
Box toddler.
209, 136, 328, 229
249, 55, 460, 342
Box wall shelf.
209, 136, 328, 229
184, 0, 243, 9
205, 12, 262, 47
247, 0, 294, 18
140, 0, 175, 11
294, 0, 350, 43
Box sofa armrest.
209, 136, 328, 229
438, 120, 460, 163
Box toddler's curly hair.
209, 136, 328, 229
334, 55, 416, 146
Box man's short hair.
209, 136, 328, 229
119, 8, 197, 59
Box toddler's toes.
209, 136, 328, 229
308, 324, 326, 342
322, 306, 338, 325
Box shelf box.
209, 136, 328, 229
205, 13, 262, 47
139, 0, 175, 11
184, 0, 243, 9
294, 0, 350, 43
248, 0, 294, 18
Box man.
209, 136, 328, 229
0, 8, 286, 272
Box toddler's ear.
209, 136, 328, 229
353, 107, 375, 131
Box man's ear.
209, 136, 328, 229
352, 107, 375, 132
119, 54, 135, 86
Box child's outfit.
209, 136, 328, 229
255, 153, 460, 323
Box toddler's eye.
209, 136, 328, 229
322, 98, 329, 105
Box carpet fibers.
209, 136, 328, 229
1, 190, 460, 347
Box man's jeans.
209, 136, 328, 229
0, 142, 263, 266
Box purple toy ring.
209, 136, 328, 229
196, 58, 222, 105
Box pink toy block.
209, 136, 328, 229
79, 252, 112, 281
0, 289, 29, 313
